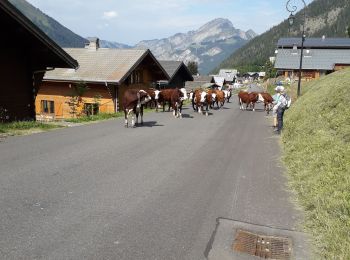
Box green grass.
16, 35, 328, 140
0, 121, 62, 135
65, 112, 123, 123
282, 68, 350, 259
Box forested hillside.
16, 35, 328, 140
215, 0, 350, 73
10, 0, 87, 47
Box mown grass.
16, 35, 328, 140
65, 112, 123, 123
282, 68, 350, 259
0, 121, 62, 135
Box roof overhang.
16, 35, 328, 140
1, 1, 78, 69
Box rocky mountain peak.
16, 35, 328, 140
197, 18, 234, 33
135, 18, 257, 74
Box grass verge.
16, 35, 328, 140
282, 68, 350, 259
0, 121, 63, 136
64, 112, 123, 123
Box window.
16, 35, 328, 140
84, 103, 99, 116
41, 100, 55, 114
129, 70, 143, 84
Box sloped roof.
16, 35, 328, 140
274, 49, 350, 70
158, 60, 193, 81
44, 48, 169, 84
1, 1, 78, 69
277, 38, 350, 49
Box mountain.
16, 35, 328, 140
9, 0, 88, 47
10, 0, 257, 74
215, 0, 350, 74
135, 18, 257, 74
99, 40, 132, 49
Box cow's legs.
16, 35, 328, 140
128, 109, 135, 127
239, 98, 243, 110
124, 110, 128, 127
125, 109, 134, 127
140, 106, 144, 124
198, 104, 202, 115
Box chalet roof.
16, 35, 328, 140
184, 75, 212, 90
44, 48, 169, 84
277, 38, 350, 49
193, 75, 212, 82
1, 1, 78, 69
274, 48, 350, 70
158, 60, 193, 82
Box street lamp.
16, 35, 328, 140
286, 0, 307, 97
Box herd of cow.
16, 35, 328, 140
122, 88, 274, 128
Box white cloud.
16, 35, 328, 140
102, 11, 118, 20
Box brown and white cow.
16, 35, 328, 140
193, 89, 209, 116
259, 92, 274, 114
223, 89, 232, 103
238, 91, 264, 111
144, 88, 161, 110
213, 89, 226, 109
158, 88, 187, 112
170, 88, 186, 118
157, 88, 187, 113
122, 89, 151, 127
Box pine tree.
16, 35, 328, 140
187, 61, 198, 75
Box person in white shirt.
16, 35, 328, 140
273, 86, 287, 134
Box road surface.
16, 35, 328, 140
0, 100, 301, 259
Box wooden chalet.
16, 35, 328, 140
37, 38, 169, 119
0, 1, 78, 121
275, 37, 350, 80
158, 60, 193, 88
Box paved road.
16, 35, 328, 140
0, 101, 301, 259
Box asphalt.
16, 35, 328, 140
0, 99, 306, 259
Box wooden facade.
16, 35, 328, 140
0, 1, 77, 122
36, 50, 168, 119
282, 70, 322, 81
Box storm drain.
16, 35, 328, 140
232, 230, 292, 259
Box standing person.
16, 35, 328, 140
272, 87, 280, 129
273, 86, 287, 134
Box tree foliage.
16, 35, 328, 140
187, 61, 198, 75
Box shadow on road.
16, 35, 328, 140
138, 121, 164, 127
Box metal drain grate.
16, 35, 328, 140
232, 230, 292, 259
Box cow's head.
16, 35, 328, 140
154, 90, 161, 100
180, 88, 188, 100
258, 93, 265, 103
139, 90, 151, 104
200, 91, 207, 103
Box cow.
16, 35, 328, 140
170, 89, 185, 118
259, 92, 274, 114
193, 89, 209, 116
223, 89, 232, 103
238, 91, 264, 111
212, 89, 226, 109
144, 89, 161, 111
206, 89, 217, 109
158, 88, 187, 112
122, 89, 151, 127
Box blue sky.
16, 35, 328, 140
27, 0, 313, 45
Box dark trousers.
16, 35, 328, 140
277, 106, 285, 132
